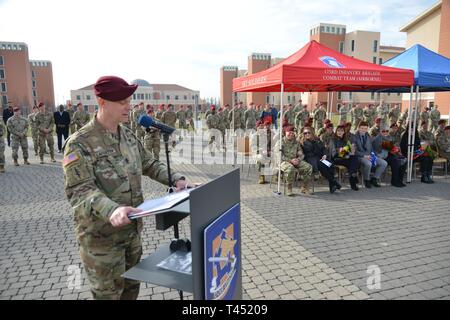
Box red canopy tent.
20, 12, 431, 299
233, 40, 414, 93
232, 40, 414, 194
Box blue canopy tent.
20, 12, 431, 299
380, 44, 450, 182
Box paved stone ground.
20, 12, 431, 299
0, 136, 449, 300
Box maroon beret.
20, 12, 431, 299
13, 107, 20, 112
38, 102, 44, 107
445, 126, 450, 131
94, 76, 137, 101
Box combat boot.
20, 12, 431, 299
24, 159, 30, 165
258, 175, 266, 184
40, 157, 44, 164
0, 165, 5, 173
300, 181, 313, 195
13, 159, 19, 166
286, 184, 294, 196
51, 158, 56, 163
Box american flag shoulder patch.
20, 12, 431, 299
63, 152, 80, 167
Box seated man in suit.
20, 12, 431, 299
353, 121, 387, 188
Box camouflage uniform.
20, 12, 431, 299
274, 137, 313, 192
420, 110, 429, 127
228, 107, 243, 131
313, 108, 326, 132
363, 106, 376, 127
436, 132, 450, 160
28, 112, 39, 155
283, 108, 295, 127
143, 128, 161, 161
63, 116, 184, 300
73, 110, 90, 131
435, 127, 445, 141
155, 110, 164, 121
244, 108, 257, 130
133, 109, 146, 141
185, 108, 195, 130
351, 107, 364, 130
429, 108, 441, 133
6, 115, 29, 162
377, 105, 389, 125
176, 109, 188, 129
338, 105, 349, 124
206, 111, 222, 149
67, 108, 76, 134
419, 129, 436, 148
162, 109, 177, 128
35, 111, 55, 161
388, 107, 401, 126
221, 108, 230, 130
0, 121, 5, 172
320, 131, 334, 149
295, 109, 310, 132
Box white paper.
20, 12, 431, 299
157, 251, 192, 275
320, 159, 332, 167
128, 190, 190, 219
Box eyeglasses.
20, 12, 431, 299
381, 130, 389, 133
303, 132, 311, 135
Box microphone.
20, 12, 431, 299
138, 115, 176, 135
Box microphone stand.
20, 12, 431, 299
163, 132, 183, 300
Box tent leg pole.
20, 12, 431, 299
407, 86, 413, 183
411, 86, 419, 181
277, 84, 284, 195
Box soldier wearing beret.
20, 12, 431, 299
62, 76, 193, 300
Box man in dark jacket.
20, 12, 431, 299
2, 105, 14, 147
54, 104, 70, 152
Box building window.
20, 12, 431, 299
379, 58, 383, 65
337, 92, 342, 100
377, 92, 380, 99
371, 92, 375, 100
32, 70, 36, 78
342, 28, 346, 34
0, 56, 3, 65
339, 41, 344, 54
336, 27, 340, 34
320, 26, 324, 32
349, 92, 353, 100
326, 26, 330, 33
266, 96, 270, 103
2, 95, 8, 106
351, 40, 355, 52
1, 83, 6, 92
33, 90, 37, 97
287, 96, 291, 102
331, 27, 335, 33
95, 105, 99, 112
0, 68, 5, 79
86, 95, 91, 100
140, 93, 144, 100
373, 57, 377, 64
84, 105, 89, 112
166, 95, 170, 100
184, 95, 187, 100
32, 80, 36, 88
373, 40, 378, 53
175, 95, 179, 100
76, 95, 81, 100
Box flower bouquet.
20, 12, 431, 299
381, 140, 401, 156
338, 141, 352, 158
414, 145, 437, 160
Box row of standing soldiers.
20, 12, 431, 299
127, 103, 196, 160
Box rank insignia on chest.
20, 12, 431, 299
63, 152, 80, 167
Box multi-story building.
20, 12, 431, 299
400, 0, 450, 116
70, 79, 200, 113
0, 41, 55, 114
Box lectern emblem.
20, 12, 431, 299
204, 204, 240, 300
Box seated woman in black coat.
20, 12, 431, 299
300, 127, 341, 193
329, 125, 360, 191
400, 125, 435, 184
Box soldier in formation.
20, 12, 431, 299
6, 106, 30, 166
73, 103, 90, 131
35, 102, 56, 164
0, 120, 6, 173
351, 104, 364, 130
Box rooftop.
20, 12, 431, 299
399, 0, 442, 32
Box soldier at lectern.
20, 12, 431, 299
63, 75, 194, 300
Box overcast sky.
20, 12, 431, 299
0, 0, 437, 103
